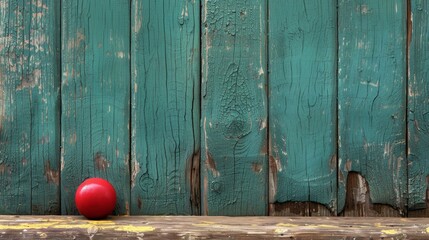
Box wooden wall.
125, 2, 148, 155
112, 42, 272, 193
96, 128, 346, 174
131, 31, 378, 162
0, 0, 428, 217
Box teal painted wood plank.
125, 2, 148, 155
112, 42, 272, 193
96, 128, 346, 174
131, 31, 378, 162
0, 0, 60, 214
201, 0, 268, 215
408, 0, 429, 213
61, 0, 130, 215
338, 0, 407, 215
131, 0, 200, 215
268, 0, 337, 216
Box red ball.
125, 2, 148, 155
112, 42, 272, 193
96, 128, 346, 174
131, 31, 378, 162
75, 178, 117, 219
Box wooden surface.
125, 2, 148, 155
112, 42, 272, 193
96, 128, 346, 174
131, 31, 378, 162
337, 0, 407, 216
268, 0, 337, 216
408, 0, 429, 217
61, 0, 130, 215
0, 0, 60, 214
0, 216, 429, 239
201, 0, 268, 215
131, 0, 200, 215
1, 0, 429, 217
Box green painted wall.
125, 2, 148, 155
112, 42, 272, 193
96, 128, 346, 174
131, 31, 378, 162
408, 0, 429, 215
337, 0, 407, 216
0, 0, 428, 217
201, 0, 268, 215
269, 0, 337, 216
60, 0, 130, 215
0, 0, 60, 214
131, 0, 200, 215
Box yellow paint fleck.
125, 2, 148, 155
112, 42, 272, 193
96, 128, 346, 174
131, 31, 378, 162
87, 220, 115, 225
51, 224, 100, 229
115, 225, 155, 233
425, 227, 429, 233
0, 222, 56, 230
276, 223, 298, 227
37, 231, 48, 238
0, 220, 155, 233
381, 229, 399, 235
55, 222, 155, 233
192, 221, 230, 229
275, 223, 298, 234
193, 221, 217, 227
201, 221, 216, 224
317, 224, 337, 228
274, 228, 287, 234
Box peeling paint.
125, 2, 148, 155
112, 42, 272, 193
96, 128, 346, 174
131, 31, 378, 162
133, 2, 142, 33
69, 133, 76, 144
44, 161, 59, 185
259, 119, 266, 130
345, 160, 352, 172
0, 163, 10, 175
258, 5, 264, 78
60, 145, 65, 171
67, 30, 85, 49
181, 2, 188, 18
131, 158, 140, 189
357, 5, 370, 15
16, 69, 41, 90
115, 51, 125, 58
360, 80, 379, 88
354, 174, 368, 204
94, 152, 110, 171
206, 153, 219, 177
251, 162, 262, 173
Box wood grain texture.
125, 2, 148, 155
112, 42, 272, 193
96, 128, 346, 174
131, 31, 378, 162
1, 216, 429, 239
201, 0, 268, 215
337, 0, 407, 216
269, 202, 334, 217
408, 0, 429, 216
0, 0, 60, 214
61, 0, 130, 215
131, 0, 200, 215
268, 0, 337, 216
342, 172, 401, 217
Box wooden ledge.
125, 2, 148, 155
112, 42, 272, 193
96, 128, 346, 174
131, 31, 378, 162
0, 216, 429, 239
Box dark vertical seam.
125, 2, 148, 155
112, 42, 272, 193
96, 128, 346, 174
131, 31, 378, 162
405, 0, 411, 217
265, 0, 270, 216
335, 0, 340, 216
196, 0, 202, 216
198, 0, 203, 216
58, 0, 63, 215
27, 0, 33, 215
129, 0, 133, 215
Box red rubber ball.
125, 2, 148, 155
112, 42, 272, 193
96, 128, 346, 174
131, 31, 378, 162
75, 178, 117, 219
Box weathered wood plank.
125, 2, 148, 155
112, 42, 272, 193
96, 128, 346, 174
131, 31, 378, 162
61, 0, 130, 215
408, 0, 429, 217
269, 202, 334, 217
342, 172, 401, 217
201, 0, 268, 215
0, 0, 60, 214
0, 216, 429, 239
130, 0, 200, 215
337, 0, 407, 216
268, 0, 337, 216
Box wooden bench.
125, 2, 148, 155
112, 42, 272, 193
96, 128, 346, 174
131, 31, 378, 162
1, 216, 429, 239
